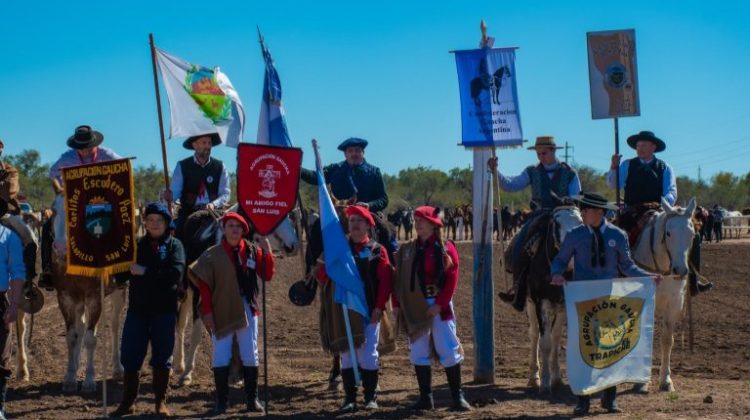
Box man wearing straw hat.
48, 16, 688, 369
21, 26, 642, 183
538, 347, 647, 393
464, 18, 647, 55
550, 192, 661, 416
39, 125, 122, 290
489, 135, 582, 311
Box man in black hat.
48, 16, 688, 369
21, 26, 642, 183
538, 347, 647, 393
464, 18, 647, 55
489, 136, 582, 311
300, 137, 388, 212
608, 131, 710, 294
39, 125, 122, 289
163, 133, 230, 239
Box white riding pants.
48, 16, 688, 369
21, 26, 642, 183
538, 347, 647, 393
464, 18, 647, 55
340, 322, 380, 371
408, 298, 463, 368
211, 299, 259, 368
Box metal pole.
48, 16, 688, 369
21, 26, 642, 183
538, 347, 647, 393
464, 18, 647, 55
149, 34, 173, 214
261, 256, 269, 415
614, 117, 621, 207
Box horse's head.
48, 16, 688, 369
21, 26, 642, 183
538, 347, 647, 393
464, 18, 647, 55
552, 205, 583, 244
262, 216, 300, 257
51, 194, 68, 259
659, 197, 697, 277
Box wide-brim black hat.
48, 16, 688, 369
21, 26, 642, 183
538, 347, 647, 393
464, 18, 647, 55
183, 133, 221, 150
67, 125, 104, 150
626, 131, 666, 153
571, 192, 618, 211
337, 137, 368, 151
288, 277, 317, 306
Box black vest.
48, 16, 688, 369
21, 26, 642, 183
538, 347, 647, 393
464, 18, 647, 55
351, 239, 383, 312
623, 158, 665, 206
526, 162, 576, 209
178, 157, 223, 211
235, 239, 260, 311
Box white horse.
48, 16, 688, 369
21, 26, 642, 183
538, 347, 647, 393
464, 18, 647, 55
173, 203, 299, 386
631, 197, 696, 392
51, 194, 126, 392
524, 205, 582, 393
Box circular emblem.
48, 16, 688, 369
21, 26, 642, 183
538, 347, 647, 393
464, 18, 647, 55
206, 176, 214, 184
605, 63, 628, 88
608, 239, 616, 248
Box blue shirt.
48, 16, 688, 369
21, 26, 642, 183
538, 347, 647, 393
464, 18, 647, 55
0, 225, 25, 291
49, 146, 122, 184
551, 220, 651, 281
498, 161, 582, 196
606, 158, 677, 206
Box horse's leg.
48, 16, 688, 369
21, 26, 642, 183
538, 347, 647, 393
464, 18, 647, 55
15, 310, 29, 381
525, 301, 540, 389
59, 292, 84, 393
110, 288, 125, 380
538, 300, 555, 394
82, 290, 102, 393
658, 282, 684, 392
179, 315, 203, 387
174, 292, 190, 376
328, 354, 341, 390
549, 304, 565, 390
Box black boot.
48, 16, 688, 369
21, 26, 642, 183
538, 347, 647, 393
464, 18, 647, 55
362, 369, 379, 410
153, 368, 171, 417
243, 366, 264, 412
212, 367, 230, 414
445, 363, 471, 411
573, 395, 590, 416
409, 365, 433, 410
339, 368, 357, 412
600, 386, 622, 413
110, 371, 140, 417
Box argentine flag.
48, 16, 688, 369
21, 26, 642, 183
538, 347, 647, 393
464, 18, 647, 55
314, 145, 368, 320
154, 47, 245, 147
257, 31, 293, 147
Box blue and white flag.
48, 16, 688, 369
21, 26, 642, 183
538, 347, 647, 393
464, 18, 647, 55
564, 277, 656, 395
155, 47, 245, 147
256, 31, 293, 147
314, 146, 368, 319
454, 47, 522, 147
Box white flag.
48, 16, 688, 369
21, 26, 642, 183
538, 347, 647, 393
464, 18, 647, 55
155, 47, 245, 147
564, 277, 656, 395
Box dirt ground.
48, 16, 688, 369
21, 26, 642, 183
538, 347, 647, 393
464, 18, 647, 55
5, 240, 750, 419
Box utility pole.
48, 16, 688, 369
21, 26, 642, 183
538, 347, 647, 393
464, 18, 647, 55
698, 166, 702, 183
563, 141, 574, 164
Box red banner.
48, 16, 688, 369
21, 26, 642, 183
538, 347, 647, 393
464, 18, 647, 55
237, 143, 303, 235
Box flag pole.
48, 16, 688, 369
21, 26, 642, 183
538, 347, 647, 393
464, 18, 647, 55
614, 117, 621, 208
99, 271, 108, 417
312, 139, 361, 386
260, 256, 269, 415
148, 33, 173, 215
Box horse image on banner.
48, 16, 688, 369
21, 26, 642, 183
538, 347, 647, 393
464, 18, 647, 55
454, 47, 523, 147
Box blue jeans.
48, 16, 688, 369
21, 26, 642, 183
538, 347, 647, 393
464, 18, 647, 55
120, 311, 176, 373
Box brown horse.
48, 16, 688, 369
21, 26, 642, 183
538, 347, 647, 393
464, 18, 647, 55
51, 195, 126, 392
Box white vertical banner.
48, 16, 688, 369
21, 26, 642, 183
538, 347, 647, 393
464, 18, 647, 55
564, 277, 656, 395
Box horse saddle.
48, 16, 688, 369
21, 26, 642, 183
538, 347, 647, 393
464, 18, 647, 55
616, 202, 661, 247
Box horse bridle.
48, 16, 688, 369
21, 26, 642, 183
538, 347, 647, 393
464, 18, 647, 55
647, 212, 685, 274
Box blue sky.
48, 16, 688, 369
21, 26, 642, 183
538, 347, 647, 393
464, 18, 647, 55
2, 1, 749, 184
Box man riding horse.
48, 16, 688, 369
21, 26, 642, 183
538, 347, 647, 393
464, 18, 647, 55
39, 125, 123, 290
490, 136, 582, 311
608, 130, 712, 295
163, 132, 231, 239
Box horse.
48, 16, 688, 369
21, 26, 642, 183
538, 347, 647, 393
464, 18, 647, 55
521, 203, 582, 393
443, 208, 457, 240
463, 205, 474, 240
173, 204, 300, 387
400, 208, 414, 240
49, 194, 126, 392
470, 64, 512, 106
630, 197, 696, 393
387, 210, 403, 240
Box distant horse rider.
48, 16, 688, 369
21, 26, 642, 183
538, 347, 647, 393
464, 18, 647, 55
489, 136, 582, 311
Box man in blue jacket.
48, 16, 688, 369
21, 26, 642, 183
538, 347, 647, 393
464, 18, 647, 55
300, 137, 388, 212
550, 192, 661, 416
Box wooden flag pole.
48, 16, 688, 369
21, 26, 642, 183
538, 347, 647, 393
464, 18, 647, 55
99, 272, 108, 417
148, 33, 173, 214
